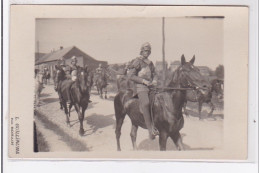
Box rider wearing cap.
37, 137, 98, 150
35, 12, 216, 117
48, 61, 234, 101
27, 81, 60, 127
128, 42, 159, 140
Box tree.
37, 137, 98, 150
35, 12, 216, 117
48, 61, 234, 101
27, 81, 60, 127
215, 65, 224, 79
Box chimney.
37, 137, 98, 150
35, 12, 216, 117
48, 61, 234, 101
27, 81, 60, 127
60, 46, 63, 50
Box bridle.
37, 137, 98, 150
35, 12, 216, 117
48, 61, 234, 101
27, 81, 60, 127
76, 69, 89, 95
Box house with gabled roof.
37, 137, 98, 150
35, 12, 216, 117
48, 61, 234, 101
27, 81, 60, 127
35, 46, 107, 75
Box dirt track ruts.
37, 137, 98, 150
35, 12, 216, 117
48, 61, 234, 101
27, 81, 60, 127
35, 84, 224, 152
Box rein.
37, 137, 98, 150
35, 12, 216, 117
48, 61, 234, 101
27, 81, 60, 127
151, 87, 195, 91
149, 86, 196, 94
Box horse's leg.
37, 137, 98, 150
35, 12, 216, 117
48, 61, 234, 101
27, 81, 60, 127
170, 132, 184, 151
114, 95, 126, 151
58, 92, 63, 110
63, 102, 70, 126
74, 104, 84, 136
68, 103, 73, 118
130, 123, 138, 150
115, 113, 126, 151
198, 101, 203, 120
159, 130, 168, 151
60, 102, 63, 110
81, 105, 88, 134
183, 100, 189, 117
208, 101, 215, 117
96, 85, 99, 94
104, 86, 107, 99
100, 88, 103, 99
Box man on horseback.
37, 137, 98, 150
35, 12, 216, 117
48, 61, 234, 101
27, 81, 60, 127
96, 63, 104, 74
128, 42, 159, 140
94, 63, 105, 85
66, 56, 81, 104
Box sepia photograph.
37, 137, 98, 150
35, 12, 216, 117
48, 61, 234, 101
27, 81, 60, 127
8, 5, 248, 160
34, 17, 224, 152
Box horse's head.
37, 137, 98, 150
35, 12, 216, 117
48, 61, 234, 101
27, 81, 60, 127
169, 55, 211, 94
54, 65, 66, 91
76, 66, 90, 94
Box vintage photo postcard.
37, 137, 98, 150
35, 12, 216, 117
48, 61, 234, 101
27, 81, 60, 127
9, 5, 248, 160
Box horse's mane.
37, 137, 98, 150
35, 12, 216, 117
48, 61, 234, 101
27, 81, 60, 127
166, 66, 182, 87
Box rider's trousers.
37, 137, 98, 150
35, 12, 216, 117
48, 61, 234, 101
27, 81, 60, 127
138, 91, 153, 132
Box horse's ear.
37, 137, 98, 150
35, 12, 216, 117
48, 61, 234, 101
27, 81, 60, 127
190, 55, 195, 65
181, 54, 186, 65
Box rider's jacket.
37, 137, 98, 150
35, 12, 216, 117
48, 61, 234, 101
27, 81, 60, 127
128, 56, 157, 93
65, 65, 80, 81
96, 67, 103, 74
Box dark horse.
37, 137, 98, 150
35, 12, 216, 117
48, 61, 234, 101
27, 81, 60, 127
183, 78, 223, 119
114, 55, 209, 151
95, 69, 109, 99
53, 67, 64, 110
54, 65, 91, 135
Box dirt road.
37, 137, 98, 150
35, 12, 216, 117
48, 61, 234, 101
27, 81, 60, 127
35, 84, 223, 152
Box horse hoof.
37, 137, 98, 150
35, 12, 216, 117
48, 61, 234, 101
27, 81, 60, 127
105, 96, 107, 99
79, 129, 84, 136
117, 148, 121, 151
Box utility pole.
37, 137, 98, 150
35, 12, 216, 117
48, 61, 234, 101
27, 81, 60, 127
162, 17, 166, 86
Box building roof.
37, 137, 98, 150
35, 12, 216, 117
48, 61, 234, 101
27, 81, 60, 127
35, 46, 105, 66
35, 46, 74, 64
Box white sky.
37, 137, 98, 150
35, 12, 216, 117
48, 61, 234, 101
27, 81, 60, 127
36, 18, 223, 69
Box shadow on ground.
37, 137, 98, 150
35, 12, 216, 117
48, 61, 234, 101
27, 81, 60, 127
86, 102, 99, 109
137, 134, 214, 151
41, 97, 60, 104
40, 93, 51, 98
86, 114, 115, 134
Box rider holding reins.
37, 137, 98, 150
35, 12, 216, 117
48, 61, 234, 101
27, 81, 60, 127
128, 42, 159, 140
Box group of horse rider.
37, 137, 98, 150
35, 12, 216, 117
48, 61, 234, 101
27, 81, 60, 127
57, 56, 106, 104
54, 42, 161, 140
